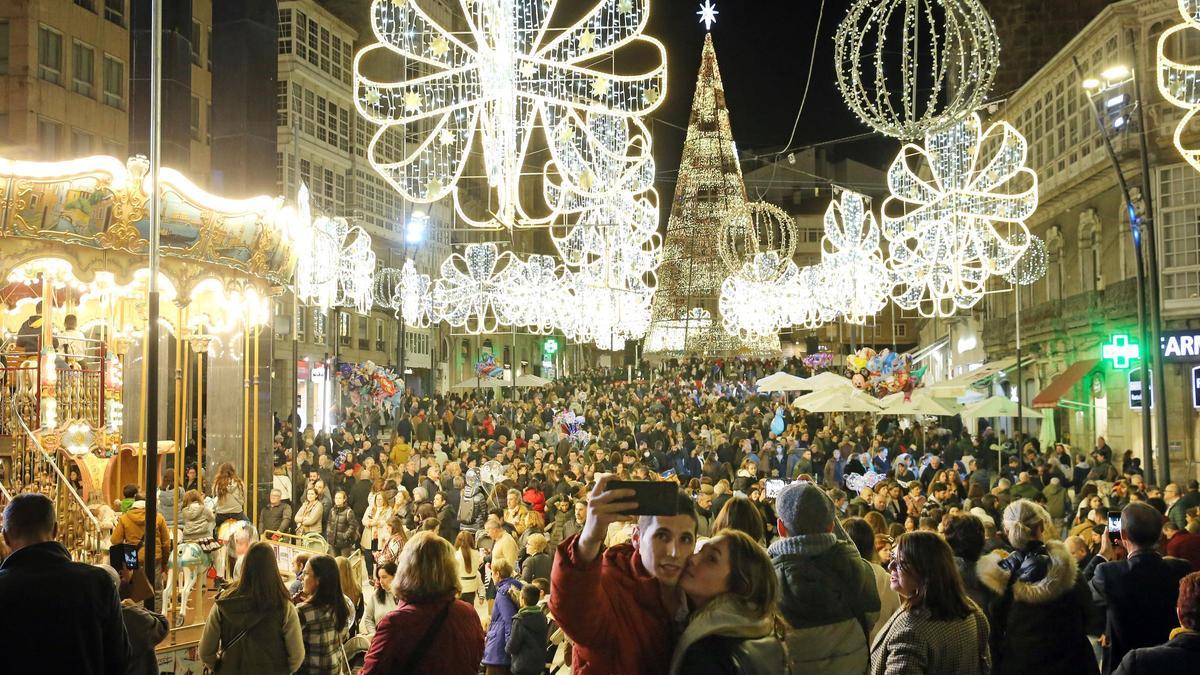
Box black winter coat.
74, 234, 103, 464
0, 541, 130, 674
977, 540, 1097, 675
324, 505, 359, 550
1113, 632, 1200, 675
506, 606, 549, 675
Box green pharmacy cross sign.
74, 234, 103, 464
543, 338, 560, 356
1104, 334, 1140, 369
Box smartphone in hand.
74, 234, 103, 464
607, 480, 679, 516
1106, 510, 1122, 546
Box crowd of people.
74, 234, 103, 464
2, 355, 1200, 674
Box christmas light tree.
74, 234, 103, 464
644, 33, 780, 355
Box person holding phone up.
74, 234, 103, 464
549, 474, 698, 675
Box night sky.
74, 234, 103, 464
643, 0, 889, 197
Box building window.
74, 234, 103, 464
102, 55, 125, 109
278, 9, 292, 55
104, 0, 125, 26
295, 306, 306, 342
337, 311, 350, 345
312, 311, 326, 345
375, 319, 386, 351
892, 323, 907, 339
358, 316, 369, 349
72, 41, 95, 97
72, 129, 94, 155
191, 20, 201, 66
190, 96, 200, 141
38, 118, 64, 158
1159, 164, 1200, 305
0, 21, 11, 75
39, 26, 64, 85
74, 0, 97, 11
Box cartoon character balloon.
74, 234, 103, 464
844, 347, 924, 398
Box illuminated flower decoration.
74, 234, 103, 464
784, 263, 840, 330
1157, 0, 1200, 172
545, 113, 662, 292
496, 254, 564, 334
294, 186, 341, 313
399, 259, 434, 327
882, 113, 1037, 317
820, 191, 893, 324
718, 255, 797, 339
331, 220, 377, 313
559, 266, 652, 349
354, 0, 668, 228
431, 243, 517, 334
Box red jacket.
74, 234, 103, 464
360, 597, 484, 675
549, 534, 675, 675
1167, 531, 1200, 571
523, 487, 546, 515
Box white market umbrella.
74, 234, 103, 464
796, 386, 884, 414
960, 396, 1042, 419
798, 371, 854, 391
756, 371, 809, 392
1039, 409, 1057, 449
879, 390, 961, 416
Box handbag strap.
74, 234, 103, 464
398, 600, 453, 673
221, 612, 270, 656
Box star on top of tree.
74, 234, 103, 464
697, 0, 719, 31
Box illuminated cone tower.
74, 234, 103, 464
644, 33, 780, 355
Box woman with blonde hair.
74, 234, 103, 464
360, 532, 485, 674
336, 556, 363, 622
870, 531, 990, 674
361, 484, 396, 574
669, 529, 783, 674
976, 499, 1094, 675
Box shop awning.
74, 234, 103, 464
924, 356, 1033, 397
1032, 359, 1100, 409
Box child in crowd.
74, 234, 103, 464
506, 584, 549, 675
287, 553, 310, 596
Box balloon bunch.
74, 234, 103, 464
843, 348, 928, 398
554, 409, 589, 444
335, 360, 405, 411
802, 352, 836, 371
476, 353, 505, 380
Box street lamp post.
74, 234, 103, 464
1077, 55, 1168, 483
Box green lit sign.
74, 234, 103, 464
1104, 334, 1140, 369
543, 338, 559, 356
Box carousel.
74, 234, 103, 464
0, 153, 332, 650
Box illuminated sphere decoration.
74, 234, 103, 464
1003, 234, 1047, 286
834, 0, 1001, 140
1157, 0, 1200, 172
718, 201, 797, 281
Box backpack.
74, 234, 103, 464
458, 489, 481, 526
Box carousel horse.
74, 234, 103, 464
163, 541, 211, 626
214, 519, 259, 582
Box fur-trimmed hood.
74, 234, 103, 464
976, 540, 1079, 605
